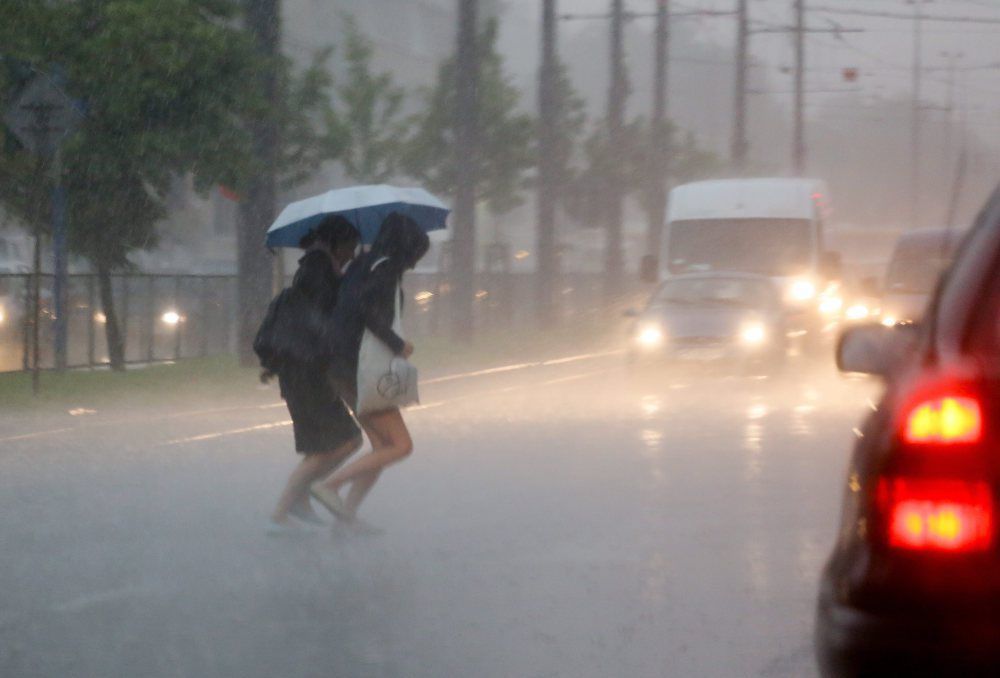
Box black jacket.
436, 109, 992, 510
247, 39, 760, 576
330, 252, 406, 381
254, 250, 341, 371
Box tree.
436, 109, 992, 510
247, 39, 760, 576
1, 0, 262, 370
404, 18, 534, 217
1, 0, 345, 370
334, 15, 410, 184
564, 118, 719, 231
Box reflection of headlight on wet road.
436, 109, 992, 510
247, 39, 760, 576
161, 311, 181, 326
819, 296, 843, 315
845, 303, 870, 321
740, 323, 766, 345
788, 279, 817, 302
636, 325, 665, 349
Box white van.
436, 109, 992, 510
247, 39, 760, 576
665, 178, 840, 347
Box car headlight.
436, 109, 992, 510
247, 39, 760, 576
740, 323, 767, 345
161, 310, 181, 326
0, 305, 5, 325
845, 303, 870, 321
635, 324, 665, 349
788, 279, 817, 302
881, 315, 897, 327
819, 295, 843, 315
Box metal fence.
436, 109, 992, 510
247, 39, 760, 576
0, 271, 628, 373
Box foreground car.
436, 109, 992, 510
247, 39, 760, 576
627, 273, 786, 371
815, 186, 1000, 677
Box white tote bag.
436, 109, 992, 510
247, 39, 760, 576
355, 260, 420, 416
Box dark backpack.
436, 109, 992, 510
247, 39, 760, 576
253, 287, 333, 371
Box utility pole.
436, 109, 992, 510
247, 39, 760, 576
605, 0, 627, 299
909, 0, 924, 230
732, 0, 749, 170
238, 0, 281, 365
453, 0, 479, 339
792, 0, 806, 175
537, 0, 559, 324
646, 0, 669, 266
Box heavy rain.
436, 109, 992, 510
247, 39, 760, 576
1, 1, 999, 677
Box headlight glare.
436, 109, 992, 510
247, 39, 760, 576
740, 323, 767, 345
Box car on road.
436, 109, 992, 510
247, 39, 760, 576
815, 185, 1000, 676
664, 178, 843, 355
879, 228, 964, 327
626, 272, 786, 371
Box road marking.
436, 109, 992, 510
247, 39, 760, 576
1, 350, 623, 444
0, 427, 76, 443
422, 349, 621, 385
52, 583, 168, 613
159, 420, 291, 447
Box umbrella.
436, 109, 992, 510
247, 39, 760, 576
266, 184, 450, 248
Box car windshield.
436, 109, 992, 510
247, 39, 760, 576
652, 277, 774, 308
667, 218, 813, 276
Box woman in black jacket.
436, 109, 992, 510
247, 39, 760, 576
311, 213, 429, 525
267, 215, 363, 532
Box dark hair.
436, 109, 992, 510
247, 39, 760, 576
370, 212, 430, 272
299, 214, 360, 250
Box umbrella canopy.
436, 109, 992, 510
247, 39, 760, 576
266, 185, 450, 248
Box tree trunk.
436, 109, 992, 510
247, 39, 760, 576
238, 0, 281, 366
96, 262, 125, 371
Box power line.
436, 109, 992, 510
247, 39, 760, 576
810, 6, 1000, 24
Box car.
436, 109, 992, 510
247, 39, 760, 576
815, 185, 1000, 676
879, 228, 964, 327
626, 272, 786, 371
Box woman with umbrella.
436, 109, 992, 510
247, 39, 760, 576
310, 213, 430, 526
259, 215, 363, 533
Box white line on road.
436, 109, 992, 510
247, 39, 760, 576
159, 420, 291, 447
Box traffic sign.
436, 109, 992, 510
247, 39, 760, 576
3, 74, 82, 157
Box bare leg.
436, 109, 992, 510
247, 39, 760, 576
320, 409, 412, 499
272, 435, 362, 523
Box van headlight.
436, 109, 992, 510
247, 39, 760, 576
635, 324, 665, 349
788, 278, 817, 302
844, 303, 871, 321
740, 323, 767, 345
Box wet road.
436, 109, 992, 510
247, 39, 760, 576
0, 353, 877, 677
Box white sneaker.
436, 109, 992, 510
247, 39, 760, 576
309, 484, 351, 520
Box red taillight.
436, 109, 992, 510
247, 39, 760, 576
903, 396, 982, 444
879, 478, 993, 552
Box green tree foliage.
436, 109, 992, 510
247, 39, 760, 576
0, 0, 342, 370
333, 15, 410, 184
405, 18, 534, 216
565, 118, 719, 230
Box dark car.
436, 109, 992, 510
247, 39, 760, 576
815, 186, 1000, 676
626, 273, 786, 370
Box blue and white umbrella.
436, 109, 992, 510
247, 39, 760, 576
266, 184, 450, 248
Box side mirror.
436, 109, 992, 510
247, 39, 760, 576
639, 255, 659, 284
821, 251, 843, 280
837, 323, 920, 376
860, 276, 880, 298
624, 308, 639, 318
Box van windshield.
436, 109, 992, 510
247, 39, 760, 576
667, 219, 813, 276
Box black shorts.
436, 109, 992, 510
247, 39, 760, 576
279, 365, 360, 454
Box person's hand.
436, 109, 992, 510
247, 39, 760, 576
401, 342, 415, 359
